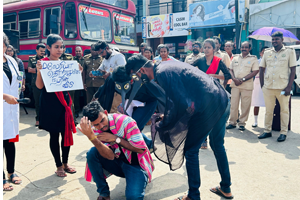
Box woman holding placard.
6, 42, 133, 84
36, 34, 77, 177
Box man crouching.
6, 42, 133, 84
79, 101, 154, 200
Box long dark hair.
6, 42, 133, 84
46, 34, 63, 56
193, 4, 205, 21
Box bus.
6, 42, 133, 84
3, 0, 139, 68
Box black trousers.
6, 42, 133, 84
3, 140, 16, 179
49, 132, 70, 168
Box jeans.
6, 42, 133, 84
132, 100, 157, 150
185, 101, 231, 200
86, 147, 148, 200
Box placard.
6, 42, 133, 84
40, 60, 83, 93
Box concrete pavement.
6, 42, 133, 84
3, 95, 300, 200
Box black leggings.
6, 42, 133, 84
49, 132, 70, 168
3, 140, 16, 179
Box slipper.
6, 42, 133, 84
97, 195, 110, 200
55, 170, 67, 177
3, 180, 13, 191
64, 166, 77, 174
9, 173, 22, 184
210, 186, 234, 199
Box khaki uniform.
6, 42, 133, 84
28, 55, 44, 121
215, 50, 231, 86
229, 54, 259, 126
260, 46, 297, 135
73, 56, 86, 114
184, 53, 204, 65
83, 54, 105, 103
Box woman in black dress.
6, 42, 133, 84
192, 39, 231, 149
35, 34, 77, 177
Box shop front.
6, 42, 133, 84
188, 0, 246, 52
142, 11, 189, 60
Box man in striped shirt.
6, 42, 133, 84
79, 101, 154, 200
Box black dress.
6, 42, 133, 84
39, 87, 70, 133
152, 61, 230, 170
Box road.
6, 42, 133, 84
3, 95, 300, 200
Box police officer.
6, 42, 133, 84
213, 36, 231, 67
258, 31, 297, 142
59, 45, 77, 124
213, 36, 231, 88
73, 46, 85, 118
184, 41, 204, 65
28, 43, 46, 126
226, 41, 259, 131
82, 44, 105, 103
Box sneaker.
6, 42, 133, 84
239, 126, 245, 131
252, 123, 257, 128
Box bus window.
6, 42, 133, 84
44, 7, 61, 36
94, 0, 128, 9
113, 13, 135, 46
65, 2, 77, 39
78, 5, 112, 42
19, 10, 40, 39
4, 13, 16, 30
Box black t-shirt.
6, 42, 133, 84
107, 130, 139, 165
191, 56, 231, 80
3, 61, 12, 84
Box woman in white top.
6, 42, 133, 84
3, 32, 22, 191
251, 46, 268, 127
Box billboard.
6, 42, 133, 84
143, 12, 189, 38
189, 0, 245, 28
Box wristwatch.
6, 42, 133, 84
242, 78, 246, 82
115, 137, 121, 144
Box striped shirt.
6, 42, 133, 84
85, 113, 154, 182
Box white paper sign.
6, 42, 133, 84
40, 60, 83, 92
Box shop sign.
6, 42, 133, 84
143, 12, 189, 38
189, 0, 245, 28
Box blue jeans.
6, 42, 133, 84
185, 101, 231, 200
132, 100, 157, 149
86, 147, 148, 200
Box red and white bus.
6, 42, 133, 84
3, 0, 139, 68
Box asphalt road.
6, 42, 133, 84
3, 95, 300, 200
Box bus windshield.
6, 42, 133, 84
113, 13, 135, 45
79, 5, 111, 41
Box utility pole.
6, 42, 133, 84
235, 0, 241, 54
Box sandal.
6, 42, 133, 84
3, 180, 13, 191
174, 195, 190, 200
210, 186, 234, 199
201, 140, 208, 149
9, 173, 22, 184
55, 170, 67, 177
64, 166, 77, 174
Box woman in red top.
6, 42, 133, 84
192, 39, 231, 149
36, 34, 78, 177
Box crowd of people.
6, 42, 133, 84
2, 31, 298, 200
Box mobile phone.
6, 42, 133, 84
91, 70, 104, 76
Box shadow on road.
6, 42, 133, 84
258, 130, 300, 160
8, 174, 68, 200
